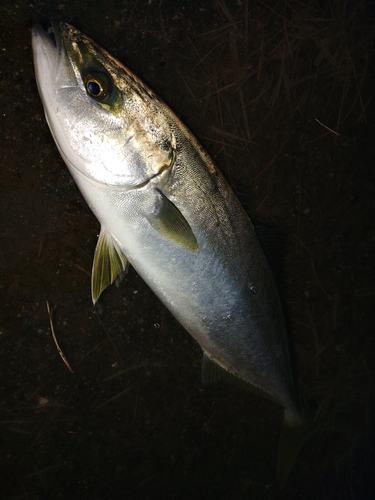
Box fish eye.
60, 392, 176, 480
84, 72, 112, 102
86, 79, 103, 97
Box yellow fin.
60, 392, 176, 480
91, 227, 129, 304
147, 190, 198, 251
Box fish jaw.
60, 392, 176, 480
32, 23, 84, 174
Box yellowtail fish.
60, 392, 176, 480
32, 20, 308, 485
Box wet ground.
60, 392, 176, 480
0, 1, 374, 499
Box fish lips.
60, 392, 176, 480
32, 20, 79, 102
32, 19, 62, 52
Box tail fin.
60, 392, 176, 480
277, 409, 313, 488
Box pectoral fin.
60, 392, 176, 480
92, 227, 129, 304
147, 190, 198, 251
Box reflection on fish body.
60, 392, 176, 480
32, 20, 307, 485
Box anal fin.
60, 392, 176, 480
201, 352, 253, 392
91, 227, 129, 304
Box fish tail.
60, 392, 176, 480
277, 408, 313, 488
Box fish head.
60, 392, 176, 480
32, 20, 175, 188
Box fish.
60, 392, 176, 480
32, 20, 308, 485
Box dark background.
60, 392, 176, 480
0, 1, 374, 498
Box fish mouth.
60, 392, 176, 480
32, 19, 61, 58
36, 19, 60, 46
32, 20, 86, 181
45, 19, 60, 48
33, 18, 75, 46
32, 19, 81, 103
32, 21, 60, 86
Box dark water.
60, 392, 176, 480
0, 1, 374, 498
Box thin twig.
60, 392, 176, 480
315, 118, 340, 136
133, 385, 141, 425
95, 312, 125, 367
103, 362, 148, 381
46, 301, 74, 373
92, 383, 139, 411
310, 258, 332, 300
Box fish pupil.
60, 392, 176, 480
87, 80, 102, 96
82, 68, 117, 104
